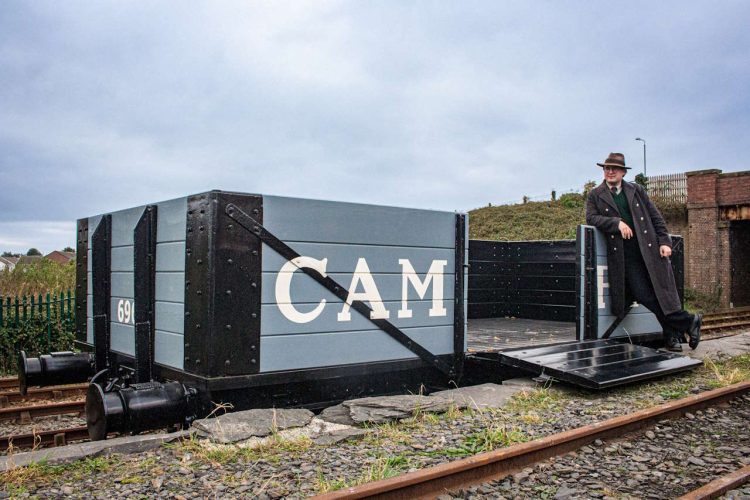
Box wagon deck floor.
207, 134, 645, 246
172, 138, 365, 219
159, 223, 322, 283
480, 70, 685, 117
467, 317, 576, 352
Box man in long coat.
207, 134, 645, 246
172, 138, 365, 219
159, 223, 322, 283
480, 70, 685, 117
585, 152, 701, 351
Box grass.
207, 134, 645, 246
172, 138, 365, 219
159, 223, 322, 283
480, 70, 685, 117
1, 456, 117, 494
703, 355, 750, 387
469, 184, 686, 242
173, 432, 314, 467
469, 199, 585, 241
362, 420, 414, 447
505, 387, 566, 413
315, 455, 412, 493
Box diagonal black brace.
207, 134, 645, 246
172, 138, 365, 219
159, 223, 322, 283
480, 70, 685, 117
601, 305, 633, 339
224, 203, 454, 377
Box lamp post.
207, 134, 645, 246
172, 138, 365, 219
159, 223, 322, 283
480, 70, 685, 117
635, 137, 646, 177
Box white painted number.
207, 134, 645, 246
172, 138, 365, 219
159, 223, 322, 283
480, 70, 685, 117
117, 299, 135, 325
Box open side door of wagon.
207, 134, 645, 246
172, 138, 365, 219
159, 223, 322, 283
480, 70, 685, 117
497, 226, 701, 390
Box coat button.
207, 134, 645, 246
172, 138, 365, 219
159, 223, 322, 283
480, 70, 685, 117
636, 203, 640, 207
614, 247, 617, 251
605, 208, 609, 212
640, 217, 644, 221
644, 230, 648, 233
648, 243, 652, 247
611, 235, 614, 239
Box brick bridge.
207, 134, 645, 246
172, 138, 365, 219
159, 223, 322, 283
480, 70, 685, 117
687, 169, 750, 308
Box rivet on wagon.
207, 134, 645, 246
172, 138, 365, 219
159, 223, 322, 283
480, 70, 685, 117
226, 290, 232, 295
253, 209, 259, 214
185, 311, 191, 317
225, 360, 230, 366
251, 313, 257, 318
252, 250, 258, 256
225, 324, 232, 330
251, 282, 257, 288
251, 359, 257, 364
227, 258, 233, 264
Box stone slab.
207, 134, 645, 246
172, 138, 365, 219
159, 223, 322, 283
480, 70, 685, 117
193, 408, 314, 444
319, 395, 454, 425
430, 383, 527, 409
0, 430, 190, 472
687, 331, 750, 361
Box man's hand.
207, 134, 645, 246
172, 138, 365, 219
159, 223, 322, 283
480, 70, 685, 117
618, 221, 633, 239
660, 245, 672, 258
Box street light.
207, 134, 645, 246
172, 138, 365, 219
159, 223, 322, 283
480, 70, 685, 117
635, 137, 647, 177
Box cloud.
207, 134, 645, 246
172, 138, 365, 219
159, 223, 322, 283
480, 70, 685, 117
1, 1, 749, 252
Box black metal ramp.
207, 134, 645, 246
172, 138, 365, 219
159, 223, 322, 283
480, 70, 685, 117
499, 339, 703, 390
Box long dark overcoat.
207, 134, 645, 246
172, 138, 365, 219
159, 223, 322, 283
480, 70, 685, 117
585, 181, 682, 317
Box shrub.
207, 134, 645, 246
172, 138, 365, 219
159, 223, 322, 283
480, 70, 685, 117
559, 192, 585, 208
0, 260, 75, 296
0, 313, 76, 375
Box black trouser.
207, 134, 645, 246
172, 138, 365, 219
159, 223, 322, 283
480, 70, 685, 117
623, 238, 693, 343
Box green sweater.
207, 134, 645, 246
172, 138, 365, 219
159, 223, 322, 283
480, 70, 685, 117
612, 189, 635, 230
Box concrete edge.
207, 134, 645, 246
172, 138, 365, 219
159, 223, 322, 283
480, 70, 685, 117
0, 430, 192, 472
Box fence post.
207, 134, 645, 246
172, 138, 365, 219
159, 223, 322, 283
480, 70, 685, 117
38, 293, 43, 316
0, 296, 3, 328
31, 294, 36, 319
14, 296, 19, 327
22, 295, 27, 322
66, 290, 72, 323
46, 292, 52, 346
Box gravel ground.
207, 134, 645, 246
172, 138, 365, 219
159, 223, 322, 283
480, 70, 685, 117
1, 353, 749, 498
451, 394, 750, 499
0, 413, 86, 447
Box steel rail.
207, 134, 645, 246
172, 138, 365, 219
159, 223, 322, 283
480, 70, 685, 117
0, 400, 85, 423
0, 378, 18, 391
0, 384, 88, 404
314, 380, 750, 500
678, 464, 750, 500
0, 426, 89, 451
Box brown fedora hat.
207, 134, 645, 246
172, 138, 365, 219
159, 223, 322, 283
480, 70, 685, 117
597, 152, 630, 169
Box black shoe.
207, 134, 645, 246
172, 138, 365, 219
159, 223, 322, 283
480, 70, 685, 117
665, 337, 683, 352
688, 313, 702, 350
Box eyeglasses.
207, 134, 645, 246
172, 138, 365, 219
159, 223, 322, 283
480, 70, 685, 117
603, 166, 623, 172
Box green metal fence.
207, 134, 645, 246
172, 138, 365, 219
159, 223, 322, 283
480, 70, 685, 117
0, 290, 75, 342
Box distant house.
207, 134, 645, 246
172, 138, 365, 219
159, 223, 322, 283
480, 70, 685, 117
18, 255, 43, 265
45, 251, 76, 265
0, 256, 18, 272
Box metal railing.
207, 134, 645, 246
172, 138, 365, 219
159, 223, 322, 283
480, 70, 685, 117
0, 290, 75, 342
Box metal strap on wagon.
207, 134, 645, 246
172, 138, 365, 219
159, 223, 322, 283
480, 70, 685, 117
225, 203, 456, 378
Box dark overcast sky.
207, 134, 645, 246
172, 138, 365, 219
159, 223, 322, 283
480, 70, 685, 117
1, 1, 749, 252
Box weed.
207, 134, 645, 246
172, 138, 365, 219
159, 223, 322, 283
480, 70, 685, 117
704, 356, 750, 387
315, 456, 411, 494
362, 421, 413, 447
446, 422, 527, 456
506, 387, 564, 413
444, 403, 463, 420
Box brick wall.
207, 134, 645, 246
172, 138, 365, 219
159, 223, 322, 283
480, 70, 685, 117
687, 169, 750, 307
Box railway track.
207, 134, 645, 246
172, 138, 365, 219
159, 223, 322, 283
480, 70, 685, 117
701, 307, 750, 337
0, 426, 89, 451
0, 383, 87, 405
315, 380, 750, 499
0, 400, 85, 423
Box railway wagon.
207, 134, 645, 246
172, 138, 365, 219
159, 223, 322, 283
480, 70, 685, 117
18, 191, 700, 439
21, 190, 468, 439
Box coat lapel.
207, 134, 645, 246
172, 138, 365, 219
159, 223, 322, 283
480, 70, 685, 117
623, 181, 636, 210
596, 182, 620, 213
